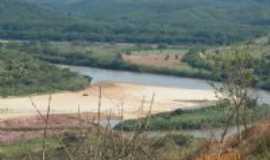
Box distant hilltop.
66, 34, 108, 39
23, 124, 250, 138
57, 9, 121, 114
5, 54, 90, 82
1, 0, 270, 44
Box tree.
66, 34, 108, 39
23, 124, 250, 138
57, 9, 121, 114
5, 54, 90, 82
209, 48, 257, 142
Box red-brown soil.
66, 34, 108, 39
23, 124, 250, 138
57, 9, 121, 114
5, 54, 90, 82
0, 113, 120, 144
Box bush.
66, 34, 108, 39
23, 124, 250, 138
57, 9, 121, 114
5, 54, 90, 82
115, 105, 270, 131
0, 48, 91, 96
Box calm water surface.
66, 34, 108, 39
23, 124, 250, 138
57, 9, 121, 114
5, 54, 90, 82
64, 65, 270, 105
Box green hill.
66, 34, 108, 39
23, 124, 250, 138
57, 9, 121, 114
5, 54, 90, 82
0, 0, 75, 40
2, 0, 270, 44
61, 0, 270, 44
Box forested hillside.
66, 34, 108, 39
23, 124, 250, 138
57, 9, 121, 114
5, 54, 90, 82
0, 0, 76, 40
1, 0, 270, 44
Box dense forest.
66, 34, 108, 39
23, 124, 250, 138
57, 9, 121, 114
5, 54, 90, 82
1, 0, 270, 44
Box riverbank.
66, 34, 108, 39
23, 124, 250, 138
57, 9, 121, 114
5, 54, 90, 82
0, 82, 217, 120
2, 40, 270, 95
3, 41, 215, 86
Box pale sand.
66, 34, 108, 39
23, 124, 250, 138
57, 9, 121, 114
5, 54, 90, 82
0, 82, 217, 120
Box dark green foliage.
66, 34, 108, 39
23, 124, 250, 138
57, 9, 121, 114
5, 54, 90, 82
1, 0, 270, 44
249, 132, 270, 160
256, 54, 270, 90
182, 48, 210, 70
0, 48, 90, 96
255, 135, 270, 155
5, 41, 137, 71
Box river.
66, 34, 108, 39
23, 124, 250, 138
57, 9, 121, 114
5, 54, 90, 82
64, 65, 270, 105
60, 65, 270, 139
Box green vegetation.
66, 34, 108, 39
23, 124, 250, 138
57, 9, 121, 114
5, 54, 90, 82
1, 0, 270, 159
253, 134, 270, 160
0, 138, 61, 159
0, 132, 201, 160
1, 0, 270, 44
4, 40, 270, 91
2, 39, 269, 92
2, 41, 213, 80
114, 104, 270, 131
182, 43, 270, 90
3, 41, 136, 70
0, 46, 90, 97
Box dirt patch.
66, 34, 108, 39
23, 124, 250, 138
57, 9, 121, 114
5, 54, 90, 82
122, 53, 186, 69
0, 113, 120, 144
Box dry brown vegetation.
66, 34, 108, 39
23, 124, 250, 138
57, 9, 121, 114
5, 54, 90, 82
122, 53, 186, 70
195, 118, 270, 160
0, 112, 120, 144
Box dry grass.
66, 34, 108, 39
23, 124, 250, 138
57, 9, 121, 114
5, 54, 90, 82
197, 151, 241, 160
195, 118, 270, 160
122, 53, 187, 70
122, 54, 183, 68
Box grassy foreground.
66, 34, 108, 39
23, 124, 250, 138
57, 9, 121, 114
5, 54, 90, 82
1, 118, 269, 160
0, 131, 201, 160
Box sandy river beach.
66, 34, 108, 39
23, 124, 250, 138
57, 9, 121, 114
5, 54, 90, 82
0, 82, 217, 120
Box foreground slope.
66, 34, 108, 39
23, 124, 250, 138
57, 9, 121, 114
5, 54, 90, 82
197, 119, 270, 160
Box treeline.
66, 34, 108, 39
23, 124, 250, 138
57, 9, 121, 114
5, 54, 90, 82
1, 0, 270, 45
0, 22, 249, 45
0, 46, 90, 97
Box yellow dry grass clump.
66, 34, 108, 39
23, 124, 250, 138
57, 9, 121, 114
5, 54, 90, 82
197, 151, 241, 160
